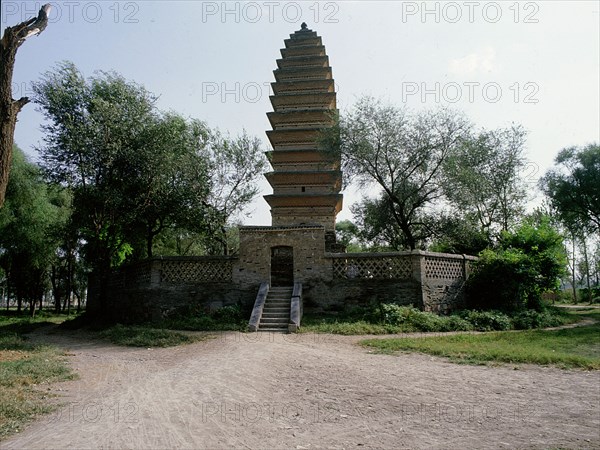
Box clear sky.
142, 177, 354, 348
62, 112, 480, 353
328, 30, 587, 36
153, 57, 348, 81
3, 0, 599, 225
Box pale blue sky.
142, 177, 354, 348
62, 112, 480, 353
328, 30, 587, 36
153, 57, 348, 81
3, 1, 599, 225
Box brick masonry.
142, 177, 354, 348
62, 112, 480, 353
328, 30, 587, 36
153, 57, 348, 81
88, 226, 476, 322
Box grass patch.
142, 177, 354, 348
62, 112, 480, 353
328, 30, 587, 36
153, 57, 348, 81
99, 324, 206, 347
0, 312, 77, 439
300, 319, 400, 335
361, 310, 600, 369
301, 305, 573, 335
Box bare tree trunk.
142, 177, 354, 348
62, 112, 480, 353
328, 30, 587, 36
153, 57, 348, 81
571, 236, 578, 304
5, 274, 9, 311
582, 238, 592, 303
0, 4, 51, 206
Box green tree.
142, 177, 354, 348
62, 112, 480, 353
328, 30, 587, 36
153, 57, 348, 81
32, 62, 211, 311
119, 113, 212, 259
541, 143, 600, 233
202, 130, 266, 255
467, 215, 566, 311
335, 220, 363, 252
327, 96, 470, 250
428, 215, 490, 255
32, 62, 266, 314
443, 125, 529, 238
0, 146, 63, 315
541, 143, 600, 301
33, 62, 157, 276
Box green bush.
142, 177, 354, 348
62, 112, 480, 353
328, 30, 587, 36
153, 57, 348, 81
457, 310, 512, 331
211, 305, 243, 323
379, 304, 474, 332
578, 287, 600, 303
442, 315, 475, 332
512, 309, 565, 329
467, 216, 566, 311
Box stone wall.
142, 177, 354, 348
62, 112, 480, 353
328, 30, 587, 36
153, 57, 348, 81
88, 241, 476, 321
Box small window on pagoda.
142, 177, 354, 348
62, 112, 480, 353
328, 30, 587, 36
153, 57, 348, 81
301, 186, 306, 192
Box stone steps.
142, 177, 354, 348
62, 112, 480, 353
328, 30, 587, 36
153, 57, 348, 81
258, 286, 292, 332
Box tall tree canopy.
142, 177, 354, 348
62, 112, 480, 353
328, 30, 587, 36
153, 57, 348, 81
540, 143, 600, 234
443, 124, 529, 239
328, 96, 470, 250
0, 145, 64, 315
32, 62, 266, 310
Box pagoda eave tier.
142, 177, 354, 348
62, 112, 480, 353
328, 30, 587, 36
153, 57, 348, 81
264, 194, 343, 211
265, 170, 342, 188
267, 128, 333, 148
284, 36, 321, 47
270, 92, 336, 111
267, 149, 339, 164
276, 55, 329, 70
280, 45, 326, 58
267, 110, 335, 129
274, 67, 332, 82
271, 79, 335, 96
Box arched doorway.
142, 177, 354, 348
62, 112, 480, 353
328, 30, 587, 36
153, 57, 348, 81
271, 246, 294, 286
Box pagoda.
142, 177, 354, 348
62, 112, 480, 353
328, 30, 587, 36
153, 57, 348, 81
264, 23, 343, 233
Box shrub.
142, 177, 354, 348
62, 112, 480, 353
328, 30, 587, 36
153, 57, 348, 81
379, 304, 474, 332
212, 305, 242, 324
467, 216, 566, 311
442, 315, 474, 332
512, 309, 565, 329
457, 310, 512, 331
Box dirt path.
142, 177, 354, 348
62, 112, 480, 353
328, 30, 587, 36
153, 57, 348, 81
2, 329, 599, 449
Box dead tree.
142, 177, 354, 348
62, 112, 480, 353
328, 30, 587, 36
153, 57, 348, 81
0, 4, 51, 207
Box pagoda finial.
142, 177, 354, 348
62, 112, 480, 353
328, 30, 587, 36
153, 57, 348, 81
300, 22, 308, 31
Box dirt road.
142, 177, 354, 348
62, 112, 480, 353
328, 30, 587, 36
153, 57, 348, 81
2, 330, 599, 449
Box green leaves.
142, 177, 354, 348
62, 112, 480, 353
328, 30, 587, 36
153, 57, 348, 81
468, 215, 567, 311
335, 96, 471, 250
541, 143, 600, 234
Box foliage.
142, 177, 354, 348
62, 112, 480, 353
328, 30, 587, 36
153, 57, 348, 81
33, 62, 166, 275
361, 310, 600, 369
511, 308, 566, 329
201, 131, 266, 255
456, 310, 512, 331
442, 125, 529, 237
302, 303, 569, 335
33, 62, 266, 270
162, 304, 247, 331
0, 146, 66, 314
540, 143, 600, 234
325, 97, 470, 250
467, 215, 567, 311
32, 62, 265, 314
428, 215, 490, 255
335, 220, 363, 252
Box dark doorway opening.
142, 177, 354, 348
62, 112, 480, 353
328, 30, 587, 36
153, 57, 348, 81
271, 246, 294, 286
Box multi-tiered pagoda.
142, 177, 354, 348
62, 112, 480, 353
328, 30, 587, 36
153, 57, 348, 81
264, 23, 343, 232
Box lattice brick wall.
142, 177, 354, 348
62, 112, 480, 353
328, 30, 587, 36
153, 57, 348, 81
424, 256, 464, 279
108, 261, 152, 288
160, 259, 233, 283
332, 255, 412, 280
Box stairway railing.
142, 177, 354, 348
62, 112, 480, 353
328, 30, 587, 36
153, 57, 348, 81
248, 282, 269, 331
289, 282, 303, 332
